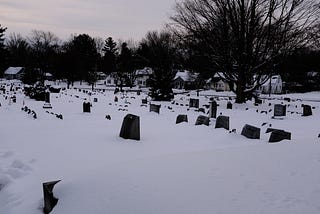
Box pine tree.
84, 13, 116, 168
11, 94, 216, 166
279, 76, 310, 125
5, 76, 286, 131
0, 24, 8, 75
102, 37, 117, 74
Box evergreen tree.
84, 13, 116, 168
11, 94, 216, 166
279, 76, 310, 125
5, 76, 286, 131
117, 42, 134, 88
102, 37, 117, 74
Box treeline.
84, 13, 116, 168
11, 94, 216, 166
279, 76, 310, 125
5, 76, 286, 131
0, 0, 319, 102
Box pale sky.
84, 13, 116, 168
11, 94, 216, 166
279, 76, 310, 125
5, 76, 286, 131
0, 0, 178, 41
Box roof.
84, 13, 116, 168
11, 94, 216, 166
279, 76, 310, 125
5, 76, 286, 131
214, 72, 225, 79
4, 67, 24, 75
174, 70, 198, 82
135, 67, 153, 76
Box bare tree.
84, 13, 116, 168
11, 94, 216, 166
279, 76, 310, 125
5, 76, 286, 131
171, 0, 319, 103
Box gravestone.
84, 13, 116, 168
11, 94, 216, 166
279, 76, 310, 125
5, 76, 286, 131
119, 114, 140, 140
266, 128, 284, 133
209, 101, 217, 118
269, 130, 291, 143
93, 98, 98, 102
302, 105, 312, 116
43, 180, 61, 214
274, 104, 286, 117
284, 97, 291, 102
45, 92, 50, 103
83, 102, 91, 113
227, 102, 232, 109
176, 114, 188, 124
189, 98, 199, 108
241, 124, 260, 139
195, 115, 210, 126
142, 99, 148, 104
254, 97, 262, 104
198, 108, 205, 113
215, 116, 229, 130
150, 104, 161, 114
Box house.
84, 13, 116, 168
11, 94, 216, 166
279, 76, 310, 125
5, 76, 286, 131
44, 73, 53, 81
258, 75, 283, 94
134, 67, 153, 88
104, 73, 118, 86
173, 70, 199, 89
205, 73, 232, 91
3, 67, 25, 80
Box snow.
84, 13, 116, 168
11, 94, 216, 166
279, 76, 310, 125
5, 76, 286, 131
1, 81, 320, 214
3, 67, 24, 75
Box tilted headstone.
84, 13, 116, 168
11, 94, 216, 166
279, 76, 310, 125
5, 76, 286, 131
209, 101, 217, 118
150, 104, 161, 114
302, 105, 312, 116
83, 102, 91, 113
176, 114, 188, 124
189, 98, 199, 108
241, 124, 260, 139
119, 114, 140, 140
269, 130, 291, 143
274, 104, 286, 117
215, 116, 229, 130
195, 115, 210, 126
43, 180, 61, 214
227, 102, 232, 109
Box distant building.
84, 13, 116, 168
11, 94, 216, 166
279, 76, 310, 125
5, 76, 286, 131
134, 67, 153, 88
104, 73, 117, 86
205, 73, 232, 91
44, 72, 53, 81
173, 70, 199, 89
257, 75, 283, 94
3, 67, 25, 80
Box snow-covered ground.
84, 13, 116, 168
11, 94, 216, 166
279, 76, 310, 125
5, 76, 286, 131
1, 81, 320, 214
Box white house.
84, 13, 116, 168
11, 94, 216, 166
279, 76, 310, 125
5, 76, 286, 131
134, 67, 153, 88
173, 70, 199, 89
104, 73, 118, 86
3, 67, 25, 80
258, 75, 283, 94
205, 72, 232, 91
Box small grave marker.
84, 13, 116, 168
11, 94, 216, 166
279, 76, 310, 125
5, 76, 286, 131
241, 124, 260, 139
195, 115, 210, 126
215, 116, 229, 130
43, 180, 61, 214
176, 115, 188, 124
274, 104, 286, 117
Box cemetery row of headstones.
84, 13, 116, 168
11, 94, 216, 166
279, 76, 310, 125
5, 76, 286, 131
45, 111, 63, 120
21, 106, 37, 119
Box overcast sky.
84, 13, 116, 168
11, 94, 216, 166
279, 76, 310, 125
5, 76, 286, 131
0, 0, 178, 41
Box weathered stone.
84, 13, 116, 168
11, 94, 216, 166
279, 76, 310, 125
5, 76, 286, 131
43, 180, 61, 214
302, 105, 312, 116
195, 115, 210, 126
176, 114, 188, 124
209, 101, 217, 118
274, 104, 286, 117
269, 130, 291, 143
215, 116, 229, 130
119, 114, 140, 140
227, 102, 232, 109
241, 124, 260, 139
189, 98, 199, 108
150, 104, 161, 114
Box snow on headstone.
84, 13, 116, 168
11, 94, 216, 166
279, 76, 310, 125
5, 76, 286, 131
215, 116, 230, 130
119, 114, 140, 141
241, 124, 260, 139
43, 180, 61, 214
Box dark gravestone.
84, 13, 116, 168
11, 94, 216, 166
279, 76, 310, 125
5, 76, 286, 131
83, 102, 91, 113
302, 105, 312, 116
142, 99, 148, 104
195, 115, 210, 126
241, 124, 260, 139
284, 97, 291, 102
45, 92, 50, 103
176, 114, 188, 124
266, 128, 284, 133
198, 108, 205, 113
119, 114, 140, 140
274, 104, 286, 117
43, 180, 61, 214
105, 115, 111, 120
215, 116, 229, 130
93, 98, 98, 102
137, 91, 141, 95
254, 97, 262, 104
227, 102, 232, 109
189, 98, 199, 108
209, 101, 217, 118
269, 130, 291, 143
150, 104, 161, 114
